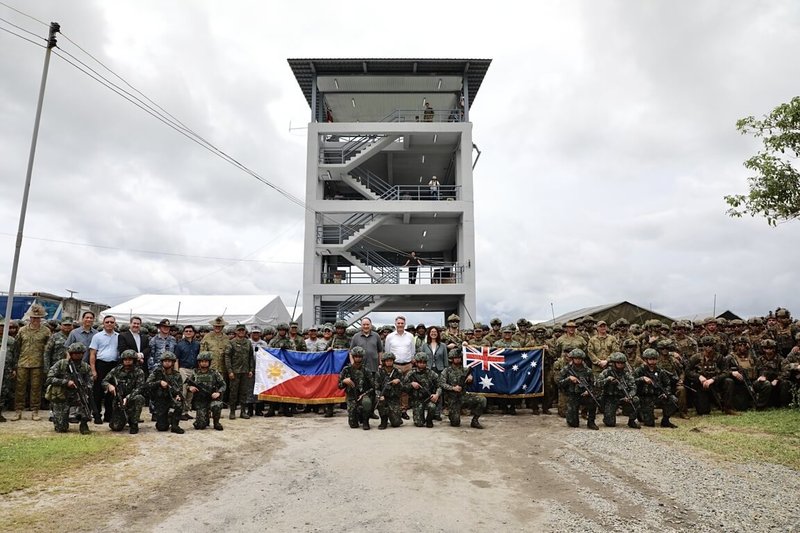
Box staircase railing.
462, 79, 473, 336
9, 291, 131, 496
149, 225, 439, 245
320, 134, 381, 164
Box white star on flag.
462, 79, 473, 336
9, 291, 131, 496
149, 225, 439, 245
530, 361, 537, 368
521, 353, 528, 359
479, 374, 494, 390
512, 364, 519, 371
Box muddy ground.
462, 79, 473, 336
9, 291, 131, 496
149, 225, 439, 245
2, 411, 799, 532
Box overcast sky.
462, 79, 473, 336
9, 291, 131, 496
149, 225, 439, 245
1, 1, 799, 326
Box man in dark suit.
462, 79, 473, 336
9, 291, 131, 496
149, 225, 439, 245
118, 316, 151, 374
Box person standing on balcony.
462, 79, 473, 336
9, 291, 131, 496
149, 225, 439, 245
423, 101, 434, 122
428, 175, 440, 200
403, 252, 423, 284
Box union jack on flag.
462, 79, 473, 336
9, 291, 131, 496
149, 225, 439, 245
463, 345, 506, 372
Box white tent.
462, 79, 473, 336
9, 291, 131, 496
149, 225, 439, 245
101, 294, 291, 327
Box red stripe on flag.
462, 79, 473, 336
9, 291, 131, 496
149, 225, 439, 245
258, 374, 344, 402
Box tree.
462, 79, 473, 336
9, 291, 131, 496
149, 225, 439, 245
725, 96, 800, 225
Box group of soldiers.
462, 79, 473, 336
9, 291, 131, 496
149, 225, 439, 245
2, 305, 799, 435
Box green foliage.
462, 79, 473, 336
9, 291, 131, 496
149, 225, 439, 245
0, 433, 129, 494
653, 409, 800, 470
725, 96, 800, 225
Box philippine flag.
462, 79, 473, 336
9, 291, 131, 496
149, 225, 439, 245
254, 347, 349, 404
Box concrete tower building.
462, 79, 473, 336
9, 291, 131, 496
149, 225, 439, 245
288, 58, 491, 326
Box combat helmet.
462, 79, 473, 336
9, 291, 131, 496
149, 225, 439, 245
414, 352, 428, 362
642, 348, 658, 359
447, 348, 462, 360
120, 349, 137, 360
160, 351, 177, 361
68, 342, 86, 354
197, 351, 214, 362
381, 352, 396, 361
608, 352, 627, 364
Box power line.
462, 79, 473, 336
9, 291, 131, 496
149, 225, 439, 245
0, 1, 48, 26
0, 22, 45, 48
0, 14, 45, 40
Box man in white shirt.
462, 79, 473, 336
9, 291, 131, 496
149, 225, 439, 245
89, 315, 119, 424
384, 316, 415, 417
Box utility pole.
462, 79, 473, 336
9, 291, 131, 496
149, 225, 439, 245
0, 22, 60, 394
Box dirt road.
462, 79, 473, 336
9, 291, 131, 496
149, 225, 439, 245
4, 412, 799, 532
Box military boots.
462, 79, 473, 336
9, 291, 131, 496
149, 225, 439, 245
378, 415, 388, 430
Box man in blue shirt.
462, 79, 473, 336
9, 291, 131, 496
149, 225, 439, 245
65, 311, 96, 363
89, 315, 119, 424
175, 325, 200, 420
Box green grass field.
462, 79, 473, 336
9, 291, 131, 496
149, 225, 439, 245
0, 432, 131, 494
651, 408, 800, 470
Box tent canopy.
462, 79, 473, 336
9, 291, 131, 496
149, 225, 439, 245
539, 301, 675, 327
101, 295, 291, 327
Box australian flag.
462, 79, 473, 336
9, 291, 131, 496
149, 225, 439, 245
462, 345, 544, 397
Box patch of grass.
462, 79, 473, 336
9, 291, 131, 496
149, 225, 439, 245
0, 432, 131, 495
650, 408, 800, 470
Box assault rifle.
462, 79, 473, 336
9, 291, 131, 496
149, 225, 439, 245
640, 367, 680, 411
729, 358, 758, 406
378, 369, 400, 402
185, 377, 227, 407
68, 361, 95, 420
108, 375, 129, 426
567, 366, 601, 409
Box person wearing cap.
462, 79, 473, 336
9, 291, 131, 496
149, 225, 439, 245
147, 319, 177, 373
338, 347, 375, 430
248, 326, 270, 416
530, 325, 554, 415
484, 318, 502, 346
45, 342, 93, 434
43, 316, 74, 372
633, 349, 678, 428
441, 314, 464, 350
102, 349, 146, 434
286, 321, 306, 351
10, 303, 51, 421
587, 320, 619, 375
145, 351, 184, 434
702, 317, 729, 357
88, 314, 120, 424
200, 316, 231, 377
327, 321, 350, 350
686, 336, 737, 415
224, 324, 255, 420
555, 321, 588, 362
558, 349, 599, 430
175, 325, 200, 420
774, 308, 795, 357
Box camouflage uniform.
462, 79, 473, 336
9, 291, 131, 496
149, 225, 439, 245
633, 350, 678, 427
587, 331, 619, 374
656, 341, 689, 417
493, 329, 521, 414
102, 354, 146, 433
337, 349, 374, 429
12, 316, 51, 418
45, 346, 92, 434
780, 343, 800, 406
686, 337, 735, 415
1, 331, 16, 420
43, 330, 69, 372
200, 328, 231, 375
753, 341, 784, 408
145, 354, 184, 433
596, 353, 641, 428
188, 352, 226, 430
403, 354, 441, 427
557, 350, 598, 429
439, 352, 486, 428
555, 329, 587, 358
375, 354, 403, 429
224, 333, 255, 418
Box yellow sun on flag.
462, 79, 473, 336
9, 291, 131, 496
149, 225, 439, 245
267, 362, 285, 380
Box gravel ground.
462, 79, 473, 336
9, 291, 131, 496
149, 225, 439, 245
3, 411, 799, 532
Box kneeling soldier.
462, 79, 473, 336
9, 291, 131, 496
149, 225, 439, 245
145, 351, 184, 434
558, 349, 599, 430
404, 352, 441, 428
634, 348, 678, 428
102, 349, 146, 434
46, 342, 93, 434
338, 347, 374, 430
187, 351, 226, 430
439, 349, 486, 429
375, 352, 403, 429
598, 352, 641, 428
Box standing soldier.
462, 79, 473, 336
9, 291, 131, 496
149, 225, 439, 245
621, 339, 644, 370
11, 303, 51, 421
403, 352, 441, 428
43, 317, 73, 371
145, 351, 184, 434
187, 351, 226, 431
587, 320, 619, 374
597, 352, 641, 429
147, 319, 177, 372
224, 324, 255, 420
634, 348, 679, 428
102, 350, 146, 434
329, 320, 351, 350
774, 308, 795, 357
338, 347, 374, 430
375, 352, 403, 429
45, 342, 92, 434
439, 349, 486, 429
484, 318, 502, 346
513, 319, 531, 346
558, 349, 599, 430
531, 325, 554, 415
0, 317, 17, 422
493, 326, 521, 415
441, 314, 465, 350
200, 316, 231, 379
287, 321, 307, 351
555, 321, 588, 361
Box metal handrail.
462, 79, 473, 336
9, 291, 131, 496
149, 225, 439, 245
380, 108, 464, 123
320, 134, 381, 164
321, 262, 464, 285
316, 213, 376, 244
350, 168, 460, 201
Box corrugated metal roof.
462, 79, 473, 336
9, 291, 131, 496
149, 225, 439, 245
287, 58, 491, 109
